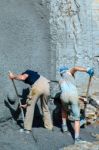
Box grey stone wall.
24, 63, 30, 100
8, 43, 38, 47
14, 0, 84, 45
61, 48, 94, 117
46, 0, 99, 95
0, 0, 51, 121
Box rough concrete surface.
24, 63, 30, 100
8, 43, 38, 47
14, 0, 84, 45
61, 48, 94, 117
61, 141, 99, 150
47, 0, 99, 93
0, 0, 51, 121
0, 119, 99, 150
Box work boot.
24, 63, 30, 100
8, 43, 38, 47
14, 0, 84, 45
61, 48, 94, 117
74, 138, 87, 144
62, 124, 68, 132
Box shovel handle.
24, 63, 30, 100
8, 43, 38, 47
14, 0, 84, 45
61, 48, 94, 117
86, 76, 92, 99
11, 79, 25, 121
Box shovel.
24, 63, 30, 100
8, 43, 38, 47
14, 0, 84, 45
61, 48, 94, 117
9, 71, 24, 122
86, 76, 92, 102
11, 78, 25, 122
9, 71, 37, 143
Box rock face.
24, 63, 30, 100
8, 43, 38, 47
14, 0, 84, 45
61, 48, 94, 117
45, 0, 99, 94
61, 141, 99, 150
0, 0, 51, 122
0, 0, 99, 122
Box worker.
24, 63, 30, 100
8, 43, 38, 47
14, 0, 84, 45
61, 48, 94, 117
9, 69, 53, 133
59, 66, 94, 143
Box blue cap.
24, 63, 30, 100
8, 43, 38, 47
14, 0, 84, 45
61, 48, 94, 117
59, 66, 69, 74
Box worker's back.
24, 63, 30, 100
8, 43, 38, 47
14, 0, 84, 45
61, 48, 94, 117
59, 71, 78, 103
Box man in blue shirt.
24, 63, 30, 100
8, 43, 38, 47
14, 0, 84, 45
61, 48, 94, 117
9, 70, 53, 133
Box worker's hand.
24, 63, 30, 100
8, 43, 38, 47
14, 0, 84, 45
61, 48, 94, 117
9, 71, 15, 80
87, 68, 94, 77
20, 104, 27, 109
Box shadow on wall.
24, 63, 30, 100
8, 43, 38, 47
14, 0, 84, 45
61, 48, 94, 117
4, 87, 44, 128
0, 0, 51, 122
4, 88, 29, 127
4, 89, 75, 138
52, 92, 62, 128
4, 90, 62, 128
52, 92, 74, 138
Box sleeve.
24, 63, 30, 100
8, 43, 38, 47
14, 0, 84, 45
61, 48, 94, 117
21, 70, 29, 75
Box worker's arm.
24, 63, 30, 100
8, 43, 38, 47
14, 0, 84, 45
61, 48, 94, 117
9, 72, 28, 81
69, 66, 94, 77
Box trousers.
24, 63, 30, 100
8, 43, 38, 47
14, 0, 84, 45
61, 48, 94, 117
24, 76, 53, 130
60, 82, 80, 120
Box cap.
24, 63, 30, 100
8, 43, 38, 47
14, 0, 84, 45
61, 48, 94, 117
59, 66, 69, 74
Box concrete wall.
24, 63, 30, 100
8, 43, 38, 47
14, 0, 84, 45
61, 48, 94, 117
0, 0, 51, 121
47, 0, 99, 95
92, 0, 99, 75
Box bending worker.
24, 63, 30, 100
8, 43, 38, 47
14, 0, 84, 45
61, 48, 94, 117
9, 69, 53, 133
59, 66, 94, 144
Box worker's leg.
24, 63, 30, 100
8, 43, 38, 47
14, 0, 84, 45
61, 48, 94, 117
60, 91, 69, 132
74, 120, 80, 139
36, 76, 53, 130
61, 108, 67, 125
71, 103, 80, 140
72, 103, 86, 144
61, 102, 68, 132
41, 94, 53, 130
24, 85, 40, 131
69, 86, 80, 140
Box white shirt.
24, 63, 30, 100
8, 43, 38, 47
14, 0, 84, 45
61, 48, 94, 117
59, 70, 76, 93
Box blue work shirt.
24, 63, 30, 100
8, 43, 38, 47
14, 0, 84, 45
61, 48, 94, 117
22, 70, 40, 85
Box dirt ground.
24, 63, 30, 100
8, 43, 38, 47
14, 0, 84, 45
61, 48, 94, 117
0, 118, 99, 150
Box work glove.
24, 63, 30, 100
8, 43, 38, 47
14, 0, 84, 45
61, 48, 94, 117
87, 68, 94, 77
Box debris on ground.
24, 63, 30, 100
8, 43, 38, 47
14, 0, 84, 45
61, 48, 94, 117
79, 95, 99, 125
60, 141, 99, 150
91, 133, 99, 139
0, 119, 99, 150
